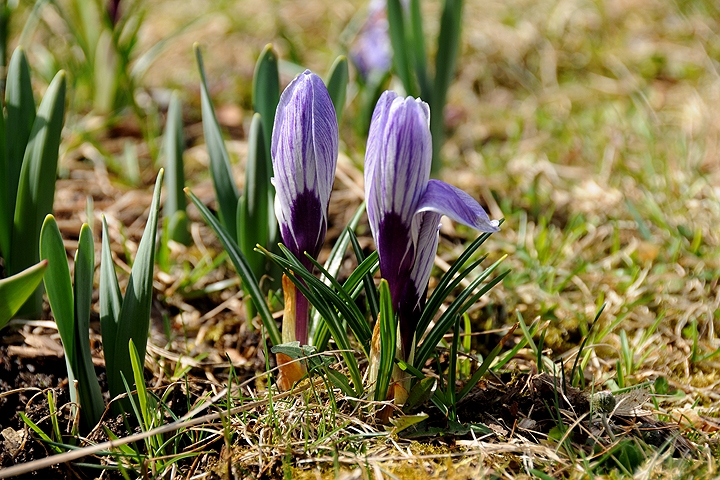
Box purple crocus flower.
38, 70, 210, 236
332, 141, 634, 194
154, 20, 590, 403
350, 0, 393, 81
271, 70, 338, 346
365, 91, 500, 357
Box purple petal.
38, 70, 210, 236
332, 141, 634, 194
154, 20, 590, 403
271, 70, 338, 260
417, 180, 500, 233
365, 92, 432, 246
408, 210, 442, 302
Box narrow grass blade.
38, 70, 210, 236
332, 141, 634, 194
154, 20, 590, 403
4, 47, 36, 239
9, 70, 65, 315
418, 226, 500, 336
310, 202, 365, 345
186, 188, 281, 346
430, 0, 463, 172
416, 260, 508, 367
446, 316, 461, 417
375, 279, 395, 401
74, 223, 105, 427
195, 44, 239, 241
39, 215, 76, 365
129, 339, 151, 430
238, 113, 269, 285
386, 0, 415, 96
0, 103, 8, 258
457, 323, 518, 401
348, 228, 379, 321
258, 246, 363, 393
0, 260, 47, 329
100, 215, 123, 374
325, 56, 348, 123
163, 91, 190, 245
408, 0, 431, 99
252, 44, 280, 176
110, 170, 163, 401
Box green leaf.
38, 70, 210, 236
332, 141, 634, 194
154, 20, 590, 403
108, 170, 163, 402
348, 228, 379, 321
39, 215, 76, 365
389, 413, 428, 435
4, 47, 36, 250
0, 260, 47, 330
386, 0, 416, 96
238, 113, 269, 287
0, 95, 8, 259
415, 258, 508, 367
404, 376, 436, 413
325, 56, 348, 123
100, 215, 122, 375
128, 339, 150, 429
408, 0, 431, 100
194, 44, 239, 241
163, 91, 190, 245
375, 279, 395, 402
9, 69, 66, 316
186, 188, 282, 346
74, 223, 105, 428
310, 202, 366, 348
431, 0, 463, 172
252, 44, 280, 180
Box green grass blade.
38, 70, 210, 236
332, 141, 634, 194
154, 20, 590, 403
430, 0, 463, 172
457, 323, 518, 401
386, 0, 416, 96
252, 44, 280, 180
325, 56, 348, 123
0, 260, 47, 329
100, 215, 123, 376
416, 260, 508, 367
194, 45, 239, 241
238, 113, 270, 286
9, 69, 65, 316
348, 228, 379, 321
109, 170, 163, 401
74, 223, 105, 428
0, 102, 8, 258
310, 202, 365, 345
418, 228, 498, 335
4, 47, 36, 241
39, 215, 76, 365
128, 339, 151, 430
375, 279, 395, 401
408, 0, 431, 100
446, 316, 461, 418
186, 188, 281, 346
257, 246, 363, 393
162, 91, 190, 245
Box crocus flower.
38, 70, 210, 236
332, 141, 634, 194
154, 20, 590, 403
365, 90, 499, 358
271, 70, 338, 349
350, 0, 393, 81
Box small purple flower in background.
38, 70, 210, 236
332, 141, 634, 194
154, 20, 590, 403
365, 90, 499, 358
272, 70, 338, 348
350, 0, 393, 81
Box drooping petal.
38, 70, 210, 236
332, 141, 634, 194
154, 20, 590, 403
271, 70, 338, 263
417, 179, 500, 233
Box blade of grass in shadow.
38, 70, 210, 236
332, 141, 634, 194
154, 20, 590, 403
408, 0, 431, 99
108, 170, 163, 404
0, 260, 47, 329
186, 188, 281, 346
325, 56, 348, 123
194, 44, 239, 241
0, 95, 7, 258
252, 44, 280, 181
